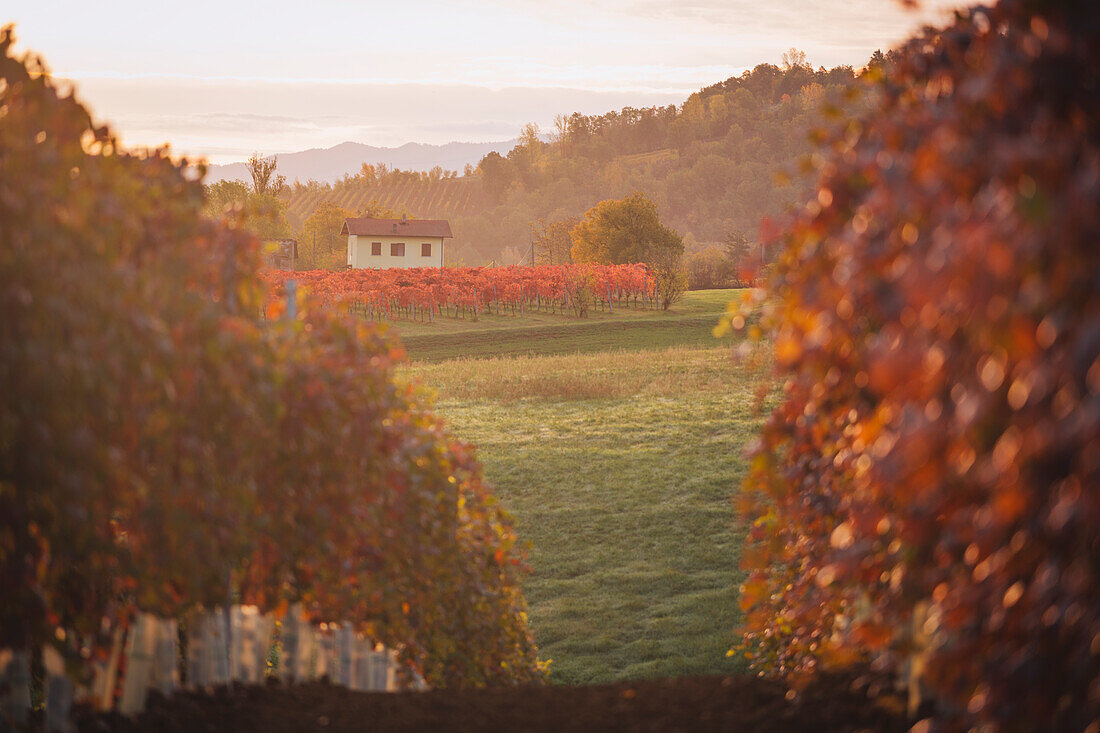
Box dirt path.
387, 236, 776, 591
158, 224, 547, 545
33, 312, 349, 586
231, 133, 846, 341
81, 669, 908, 732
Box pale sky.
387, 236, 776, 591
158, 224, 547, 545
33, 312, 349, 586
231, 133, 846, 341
9, 0, 962, 164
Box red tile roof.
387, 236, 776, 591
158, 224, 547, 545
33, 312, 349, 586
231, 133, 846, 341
341, 217, 453, 238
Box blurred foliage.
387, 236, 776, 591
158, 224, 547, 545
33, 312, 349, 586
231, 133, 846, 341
734, 0, 1099, 728
204, 178, 292, 241
0, 26, 543, 688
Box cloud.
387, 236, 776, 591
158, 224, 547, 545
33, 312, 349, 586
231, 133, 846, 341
66, 77, 686, 163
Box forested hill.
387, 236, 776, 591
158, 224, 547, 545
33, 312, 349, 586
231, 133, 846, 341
281, 57, 873, 264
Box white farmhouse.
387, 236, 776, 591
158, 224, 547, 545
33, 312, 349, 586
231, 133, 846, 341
341, 216, 453, 269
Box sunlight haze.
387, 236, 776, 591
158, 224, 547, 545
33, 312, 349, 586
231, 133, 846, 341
10, 0, 961, 164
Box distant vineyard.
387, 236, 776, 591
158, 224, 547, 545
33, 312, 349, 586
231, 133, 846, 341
283, 176, 487, 228
260, 264, 658, 322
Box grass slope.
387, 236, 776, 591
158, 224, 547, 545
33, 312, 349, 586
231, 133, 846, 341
402, 309, 774, 683
395, 289, 738, 362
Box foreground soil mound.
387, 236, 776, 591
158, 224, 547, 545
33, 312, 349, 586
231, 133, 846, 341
80, 670, 908, 732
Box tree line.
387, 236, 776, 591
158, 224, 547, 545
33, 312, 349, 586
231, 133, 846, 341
217, 50, 888, 274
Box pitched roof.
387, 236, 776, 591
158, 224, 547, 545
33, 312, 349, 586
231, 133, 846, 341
341, 217, 453, 238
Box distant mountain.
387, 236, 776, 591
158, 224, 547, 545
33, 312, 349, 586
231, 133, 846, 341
205, 139, 520, 184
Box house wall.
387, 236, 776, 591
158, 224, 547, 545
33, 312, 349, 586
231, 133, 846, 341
347, 234, 445, 269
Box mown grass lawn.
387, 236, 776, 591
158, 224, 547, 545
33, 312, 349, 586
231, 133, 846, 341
400, 308, 775, 684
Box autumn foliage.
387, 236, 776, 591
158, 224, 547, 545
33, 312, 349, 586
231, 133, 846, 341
259, 263, 658, 321
0, 27, 542, 688
733, 0, 1100, 727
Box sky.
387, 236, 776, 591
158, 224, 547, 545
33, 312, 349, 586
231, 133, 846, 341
9, 0, 962, 164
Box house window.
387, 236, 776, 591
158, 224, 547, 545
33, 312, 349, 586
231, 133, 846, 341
391, 242, 405, 257
371, 241, 382, 256
421, 243, 432, 257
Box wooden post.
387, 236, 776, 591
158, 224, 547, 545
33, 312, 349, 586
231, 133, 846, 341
296, 614, 315, 682
256, 614, 274, 682
319, 626, 335, 682
368, 647, 388, 691
236, 607, 255, 683
153, 618, 180, 696
186, 615, 206, 689
336, 623, 354, 688
223, 575, 233, 688
280, 605, 301, 684
119, 615, 155, 714
92, 626, 124, 710
353, 638, 371, 691
43, 645, 74, 733
208, 610, 229, 686
285, 280, 297, 320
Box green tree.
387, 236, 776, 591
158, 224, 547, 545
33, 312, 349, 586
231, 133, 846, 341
571, 193, 685, 310
531, 216, 578, 265
569, 192, 683, 266
246, 193, 292, 240
477, 151, 512, 202
300, 200, 353, 269
723, 230, 757, 282
204, 179, 290, 241
205, 158, 291, 241
686, 245, 736, 290
204, 178, 251, 215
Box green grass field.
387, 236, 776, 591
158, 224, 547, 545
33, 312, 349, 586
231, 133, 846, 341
395, 288, 739, 362
395, 289, 775, 684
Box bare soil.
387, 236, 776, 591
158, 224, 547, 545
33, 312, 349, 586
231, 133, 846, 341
77, 668, 909, 732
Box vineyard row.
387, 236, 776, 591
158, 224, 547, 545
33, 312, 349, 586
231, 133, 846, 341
260, 264, 660, 322
284, 178, 483, 227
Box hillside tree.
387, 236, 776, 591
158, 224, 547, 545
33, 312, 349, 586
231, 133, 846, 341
571, 192, 685, 309
570, 192, 682, 266
246, 152, 287, 196
300, 200, 353, 269
204, 178, 291, 241
531, 217, 578, 265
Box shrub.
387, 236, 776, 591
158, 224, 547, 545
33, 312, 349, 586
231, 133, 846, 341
569, 192, 683, 267
652, 264, 687, 311
734, 1, 1099, 728
0, 26, 543, 688
686, 246, 736, 290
